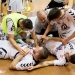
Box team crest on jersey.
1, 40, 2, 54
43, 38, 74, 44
61, 22, 70, 30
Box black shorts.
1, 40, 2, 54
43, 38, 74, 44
41, 29, 59, 37
1, 0, 6, 3
45, 0, 65, 10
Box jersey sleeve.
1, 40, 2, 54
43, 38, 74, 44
54, 45, 66, 66
15, 57, 36, 70
66, 9, 75, 25
6, 18, 15, 34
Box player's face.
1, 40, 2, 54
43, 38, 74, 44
38, 14, 47, 24
66, 52, 75, 62
19, 19, 30, 31
33, 46, 43, 54
33, 46, 43, 60
19, 24, 31, 31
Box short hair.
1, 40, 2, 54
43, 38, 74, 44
22, 19, 33, 29
69, 54, 75, 64
47, 7, 61, 21
37, 10, 47, 16
38, 46, 49, 59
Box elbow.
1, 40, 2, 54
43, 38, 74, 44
9, 64, 16, 70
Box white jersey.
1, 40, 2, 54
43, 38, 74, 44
7, 0, 24, 12
50, 8, 75, 44
45, 40, 75, 65
0, 40, 38, 70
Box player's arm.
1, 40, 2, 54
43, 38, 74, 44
62, 32, 75, 45
47, 37, 64, 42
28, 56, 66, 71
10, 48, 30, 70
7, 19, 26, 55
43, 24, 53, 36
28, 59, 66, 71
30, 29, 39, 47
40, 24, 53, 41
28, 58, 66, 71
27, 61, 54, 70
10, 54, 24, 70
41, 36, 64, 43
8, 34, 26, 55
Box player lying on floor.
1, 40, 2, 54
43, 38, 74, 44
27, 36, 75, 71
0, 40, 49, 70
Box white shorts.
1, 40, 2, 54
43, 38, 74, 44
7, 0, 24, 12
0, 25, 8, 40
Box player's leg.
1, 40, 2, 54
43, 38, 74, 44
0, 0, 6, 17
16, 0, 24, 13
7, 0, 16, 14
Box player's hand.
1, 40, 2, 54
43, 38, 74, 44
62, 39, 68, 45
24, 47, 30, 55
63, 5, 70, 12
39, 35, 48, 43
27, 66, 34, 71
20, 48, 30, 56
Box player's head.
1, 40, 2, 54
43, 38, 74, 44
47, 7, 62, 21
66, 52, 75, 64
33, 46, 49, 61
37, 10, 48, 24
19, 19, 33, 31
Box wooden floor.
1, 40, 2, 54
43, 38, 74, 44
0, 0, 75, 75
0, 56, 75, 75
